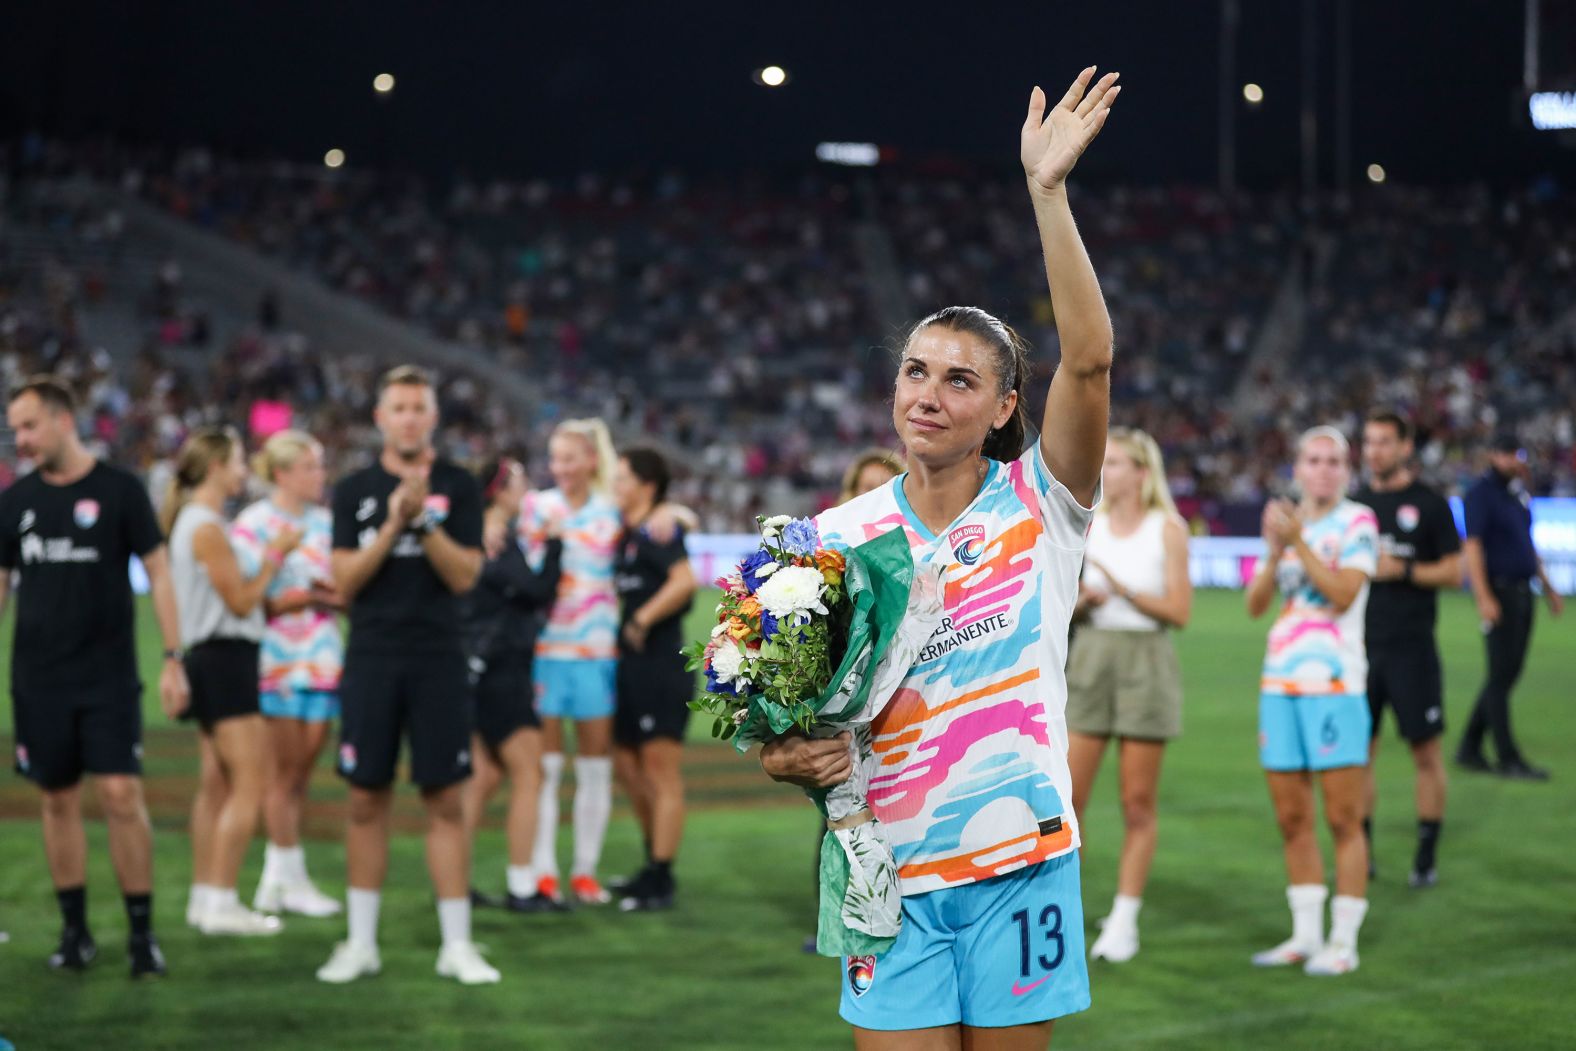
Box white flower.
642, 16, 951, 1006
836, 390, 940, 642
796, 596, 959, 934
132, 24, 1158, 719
756, 565, 829, 620
763, 515, 793, 530
754, 561, 779, 578
761, 528, 779, 539
711, 621, 730, 638
732, 708, 749, 726
710, 642, 746, 684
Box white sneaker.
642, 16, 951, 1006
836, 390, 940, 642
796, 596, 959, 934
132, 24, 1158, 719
200, 900, 284, 936
253, 877, 284, 914
280, 882, 343, 918
1089, 921, 1139, 962
1304, 942, 1359, 976
436, 941, 502, 985
186, 895, 205, 929
317, 941, 382, 984
1251, 938, 1320, 967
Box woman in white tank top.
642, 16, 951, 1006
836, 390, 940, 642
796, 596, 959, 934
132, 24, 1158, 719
1066, 427, 1192, 963
164, 427, 301, 937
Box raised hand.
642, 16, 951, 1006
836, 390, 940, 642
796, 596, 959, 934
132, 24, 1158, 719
1022, 66, 1121, 193
268, 523, 305, 559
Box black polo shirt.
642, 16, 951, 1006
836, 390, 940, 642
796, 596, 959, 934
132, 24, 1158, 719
1462, 469, 1538, 582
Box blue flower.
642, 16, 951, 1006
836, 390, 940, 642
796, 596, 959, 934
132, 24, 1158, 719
780, 518, 821, 557
704, 664, 740, 696
760, 609, 780, 641
739, 549, 778, 594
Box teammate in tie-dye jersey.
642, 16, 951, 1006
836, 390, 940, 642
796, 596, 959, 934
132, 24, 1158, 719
762, 66, 1121, 1047
1246, 426, 1378, 978
231, 431, 344, 919
518, 418, 623, 906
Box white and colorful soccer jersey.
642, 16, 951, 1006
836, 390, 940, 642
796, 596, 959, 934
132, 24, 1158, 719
519, 488, 620, 662
232, 499, 344, 695
1261, 499, 1379, 696
816, 446, 1097, 897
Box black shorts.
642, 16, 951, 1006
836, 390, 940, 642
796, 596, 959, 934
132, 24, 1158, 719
614, 651, 692, 748
11, 679, 143, 789
339, 648, 473, 789
1367, 639, 1445, 743
469, 655, 540, 751
183, 639, 262, 730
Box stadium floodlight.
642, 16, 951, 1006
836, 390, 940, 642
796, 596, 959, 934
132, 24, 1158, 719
756, 65, 788, 88
1366, 163, 1386, 184
815, 142, 880, 167
324, 148, 346, 169
373, 72, 396, 94
1528, 91, 1576, 131
1242, 82, 1264, 104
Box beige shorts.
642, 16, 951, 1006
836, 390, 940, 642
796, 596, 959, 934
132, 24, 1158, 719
1065, 628, 1183, 741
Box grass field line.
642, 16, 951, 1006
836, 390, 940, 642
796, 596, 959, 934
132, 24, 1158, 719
1076, 950, 1576, 1048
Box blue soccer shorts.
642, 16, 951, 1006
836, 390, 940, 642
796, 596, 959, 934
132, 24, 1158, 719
840, 851, 1091, 1031
533, 657, 617, 721
1259, 691, 1371, 771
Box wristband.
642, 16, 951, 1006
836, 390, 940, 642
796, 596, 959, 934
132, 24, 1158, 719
163, 648, 184, 662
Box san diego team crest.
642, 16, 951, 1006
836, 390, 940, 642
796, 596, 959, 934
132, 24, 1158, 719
948, 524, 986, 566
73, 499, 100, 529
1396, 504, 1420, 532
846, 954, 876, 998
422, 494, 451, 522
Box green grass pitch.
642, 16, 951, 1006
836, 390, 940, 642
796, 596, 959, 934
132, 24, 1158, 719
0, 590, 1572, 1049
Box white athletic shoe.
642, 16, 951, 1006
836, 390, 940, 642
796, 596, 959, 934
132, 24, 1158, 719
256, 879, 342, 918
1304, 942, 1359, 976
317, 941, 382, 984
1089, 922, 1139, 963
186, 895, 205, 929
436, 941, 502, 985
1251, 938, 1320, 967
200, 900, 284, 936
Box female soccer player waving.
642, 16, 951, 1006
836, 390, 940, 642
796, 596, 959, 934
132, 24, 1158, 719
762, 67, 1121, 1050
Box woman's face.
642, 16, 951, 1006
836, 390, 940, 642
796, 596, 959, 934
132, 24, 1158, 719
1101, 443, 1144, 503
1295, 437, 1349, 502
854, 460, 899, 497
892, 327, 1015, 466
549, 433, 596, 495
493, 461, 527, 512
217, 443, 247, 498
612, 457, 653, 517
275, 443, 327, 504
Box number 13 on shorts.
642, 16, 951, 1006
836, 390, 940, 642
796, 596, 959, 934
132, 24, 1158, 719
1011, 904, 1065, 992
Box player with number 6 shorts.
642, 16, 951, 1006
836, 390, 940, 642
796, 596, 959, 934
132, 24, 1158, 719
1247, 426, 1379, 978
762, 65, 1122, 1047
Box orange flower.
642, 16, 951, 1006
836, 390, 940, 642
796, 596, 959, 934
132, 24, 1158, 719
727, 617, 752, 641
815, 548, 845, 586
737, 595, 762, 619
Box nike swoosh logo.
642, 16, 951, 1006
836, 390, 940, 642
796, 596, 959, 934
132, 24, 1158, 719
1011, 975, 1050, 997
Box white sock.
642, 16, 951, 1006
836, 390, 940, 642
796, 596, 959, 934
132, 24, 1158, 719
1287, 884, 1328, 947
1329, 895, 1369, 948
347, 888, 381, 951
506, 865, 536, 899
190, 883, 216, 913
571, 756, 613, 878
212, 886, 240, 910
533, 753, 565, 880
262, 843, 284, 883
436, 897, 471, 948
1107, 894, 1142, 930
278, 845, 308, 885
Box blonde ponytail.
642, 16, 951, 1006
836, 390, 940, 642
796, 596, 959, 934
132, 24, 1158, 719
554, 417, 617, 497
160, 426, 241, 536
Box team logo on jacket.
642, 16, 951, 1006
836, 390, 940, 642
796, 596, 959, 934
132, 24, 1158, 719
15, 744, 29, 772
948, 524, 987, 566
339, 743, 357, 773
847, 955, 876, 998
19, 509, 34, 533
422, 495, 451, 522
74, 499, 100, 529
1396, 505, 1420, 533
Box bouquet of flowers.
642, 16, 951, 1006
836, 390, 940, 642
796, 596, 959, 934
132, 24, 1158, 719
686, 515, 945, 957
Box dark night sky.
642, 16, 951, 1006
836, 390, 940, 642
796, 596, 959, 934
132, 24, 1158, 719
1, 1, 1570, 186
